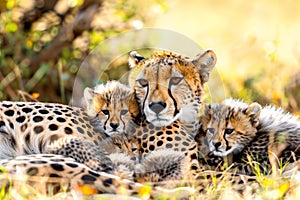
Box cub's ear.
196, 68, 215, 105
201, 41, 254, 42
245, 102, 262, 127
203, 104, 213, 116
192, 50, 217, 83
84, 87, 94, 107
128, 93, 141, 118
128, 51, 145, 68
84, 87, 96, 117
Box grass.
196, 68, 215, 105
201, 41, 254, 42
1, 159, 300, 199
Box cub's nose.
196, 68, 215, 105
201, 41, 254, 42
213, 141, 221, 150
149, 101, 166, 114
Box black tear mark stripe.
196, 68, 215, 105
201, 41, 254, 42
168, 82, 179, 117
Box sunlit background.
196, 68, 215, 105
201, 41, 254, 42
0, 0, 299, 113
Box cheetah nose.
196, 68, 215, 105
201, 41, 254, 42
110, 123, 119, 130
213, 141, 221, 150
149, 101, 166, 114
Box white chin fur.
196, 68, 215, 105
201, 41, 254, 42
150, 119, 174, 127
179, 106, 197, 123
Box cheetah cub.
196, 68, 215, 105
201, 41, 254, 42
199, 98, 300, 175
84, 80, 135, 136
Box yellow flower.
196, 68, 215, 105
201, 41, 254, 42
138, 185, 151, 199
74, 185, 99, 195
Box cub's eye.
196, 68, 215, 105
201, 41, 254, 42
137, 79, 148, 87
207, 128, 215, 134
170, 77, 183, 85
224, 128, 234, 135
101, 109, 109, 115
120, 109, 128, 115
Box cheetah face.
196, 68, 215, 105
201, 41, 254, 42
84, 81, 132, 136
128, 50, 216, 127
200, 100, 261, 157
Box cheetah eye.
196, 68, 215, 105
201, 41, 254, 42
207, 128, 215, 134
132, 147, 137, 152
120, 109, 128, 116
170, 77, 183, 85
101, 109, 109, 115
224, 128, 234, 135
137, 79, 148, 87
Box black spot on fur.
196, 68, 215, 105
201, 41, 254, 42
166, 130, 173, 135
87, 131, 93, 137
78, 118, 84, 123
142, 142, 147, 148
82, 175, 96, 182
156, 131, 163, 136
2, 104, 12, 108
30, 160, 47, 164
45, 105, 53, 108
64, 127, 73, 134
88, 170, 100, 177
48, 116, 53, 120
166, 137, 173, 141
57, 117, 66, 123
34, 126, 44, 134
51, 163, 64, 171
16, 116, 26, 123
149, 136, 155, 141
71, 119, 78, 124
50, 173, 61, 178
72, 111, 79, 116
0, 121, 5, 127
4, 110, 14, 117
77, 127, 84, 134
16, 104, 25, 107
9, 122, 14, 129
66, 163, 78, 168
175, 136, 181, 141
39, 109, 49, 114
33, 116, 43, 122
103, 178, 113, 186
26, 167, 38, 176
49, 124, 58, 131
182, 141, 189, 146
149, 145, 155, 151
22, 107, 33, 113
173, 123, 180, 128
166, 143, 173, 148
157, 140, 163, 146
53, 111, 62, 115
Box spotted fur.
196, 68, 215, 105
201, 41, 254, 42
0, 154, 194, 198
199, 98, 300, 175
84, 81, 133, 136
128, 50, 216, 131
0, 101, 107, 159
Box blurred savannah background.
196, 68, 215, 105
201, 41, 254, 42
1, 0, 299, 114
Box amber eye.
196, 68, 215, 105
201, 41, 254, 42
101, 109, 109, 115
224, 128, 234, 135
120, 109, 128, 116
137, 79, 148, 87
170, 77, 183, 85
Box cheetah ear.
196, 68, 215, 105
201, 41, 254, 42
128, 93, 141, 118
245, 103, 262, 127
128, 51, 145, 68
203, 104, 212, 116
83, 87, 97, 117
192, 50, 217, 83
